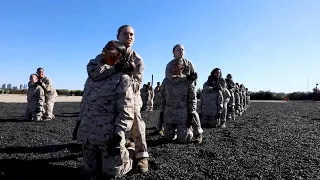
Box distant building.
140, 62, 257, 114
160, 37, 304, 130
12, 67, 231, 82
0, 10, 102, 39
7, 83, 12, 89
20, 84, 23, 90
2, 84, 5, 90
13, 86, 18, 90
24, 84, 27, 89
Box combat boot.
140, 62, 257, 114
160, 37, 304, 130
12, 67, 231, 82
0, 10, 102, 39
194, 134, 203, 144
158, 130, 164, 136
136, 158, 148, 173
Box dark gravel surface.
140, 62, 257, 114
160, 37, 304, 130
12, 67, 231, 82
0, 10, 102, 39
1, 101, 320, 180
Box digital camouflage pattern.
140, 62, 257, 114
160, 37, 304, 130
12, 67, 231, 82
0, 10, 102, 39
84, 52, 149, 159
146, 88, 154, 111
165, 58, 203, 135
160, 77, 197, 143
38, 76, 57, 119
199, 81, 224, 127
25, 83, 45, 121
153, 85, 161, 110
78, 60, 135, 178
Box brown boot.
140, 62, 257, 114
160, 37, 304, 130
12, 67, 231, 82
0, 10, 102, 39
136, 158, 148, 173
194, 134, 203, 144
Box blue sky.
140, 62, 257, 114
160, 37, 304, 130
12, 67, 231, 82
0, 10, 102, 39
0, 0, 319, 93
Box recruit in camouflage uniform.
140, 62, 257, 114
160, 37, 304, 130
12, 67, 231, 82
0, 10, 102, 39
234, 83, 241, 116
246, 88, 250, 109
140, 84, 148, 111
24, 74, 45, 121
153, 82, 161, 110
237, 84, 244, 114
240, 84, 246, 112
209, 68, 230, 128
198, 77, 224, 128
83, 25, 148, 173
164, 44, 203, 143
146, 82, 154, 111
226, 74, 236, 121
160, 76, 197, 143
36, 68, 58, 120
77, 41, 135, 179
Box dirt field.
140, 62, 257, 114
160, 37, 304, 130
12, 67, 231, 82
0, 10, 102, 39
0, 101, 320, 179
0, 94, 82, 103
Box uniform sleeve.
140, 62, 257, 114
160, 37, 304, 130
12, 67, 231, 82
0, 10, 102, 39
132, 54, 144, 93
41, 77, 52, 92
165, 62, 188, 82
87, 54, 117, 81
114, 75, 135, 133
217, 90, 224, 113
188, 60, 196, 74
220, 78, 227, 89
236, 93, 241, 106
187, 82, 197, 114
165, 62, 187, 81
160, 79, 166, 113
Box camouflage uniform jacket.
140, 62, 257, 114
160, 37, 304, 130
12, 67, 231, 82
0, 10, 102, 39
198, 81, 223, 116
165, 58, 196, 84
27, 83, 45, 107
160, 77, 197, 124
38, 76, 57, 98
86, 51, 143, 107
78, 61, 135, 145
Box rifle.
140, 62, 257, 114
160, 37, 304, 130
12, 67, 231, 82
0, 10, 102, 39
72, 120, 81, 140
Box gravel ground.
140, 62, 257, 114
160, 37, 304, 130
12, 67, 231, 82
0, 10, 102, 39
1, 101, 320, 180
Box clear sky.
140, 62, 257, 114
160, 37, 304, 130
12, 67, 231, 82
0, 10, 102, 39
0, 0, 319, 93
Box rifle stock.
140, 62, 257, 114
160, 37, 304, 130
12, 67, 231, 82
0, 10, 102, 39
72, 121, 81, 140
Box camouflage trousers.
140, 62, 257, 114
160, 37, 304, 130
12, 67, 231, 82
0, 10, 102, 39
240, 97, 245, 112
221, 103, 229, 124
82, 140, 133, 179
153, 97, 161, 110
227, 106, 235, 121
191, 112, 203, 135
141, 100, 148, 111
164, 122, 193, 143
24, 103, 44, 121
156, 116, 164, 132
131, 95, 149, 159
245, 98, 250, 109
44, 96, 56, 119
146, 99, 153, 111
201, 115, 219, 128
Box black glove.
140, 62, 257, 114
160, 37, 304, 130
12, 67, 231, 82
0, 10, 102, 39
208, 81, 214, 87
114, 61, 135, 75
187, 72, 198, 81
159, 112, 164, 124
187, 114, 193, 128
36, 81, 43, 86
36, 107, 41, 113
214, 84, 222, 91
107, 133, 122, 156
215, 112, 221, 120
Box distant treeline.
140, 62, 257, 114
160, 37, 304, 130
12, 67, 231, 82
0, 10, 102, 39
1, 88, 319, 101
195, 89, 319, 101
